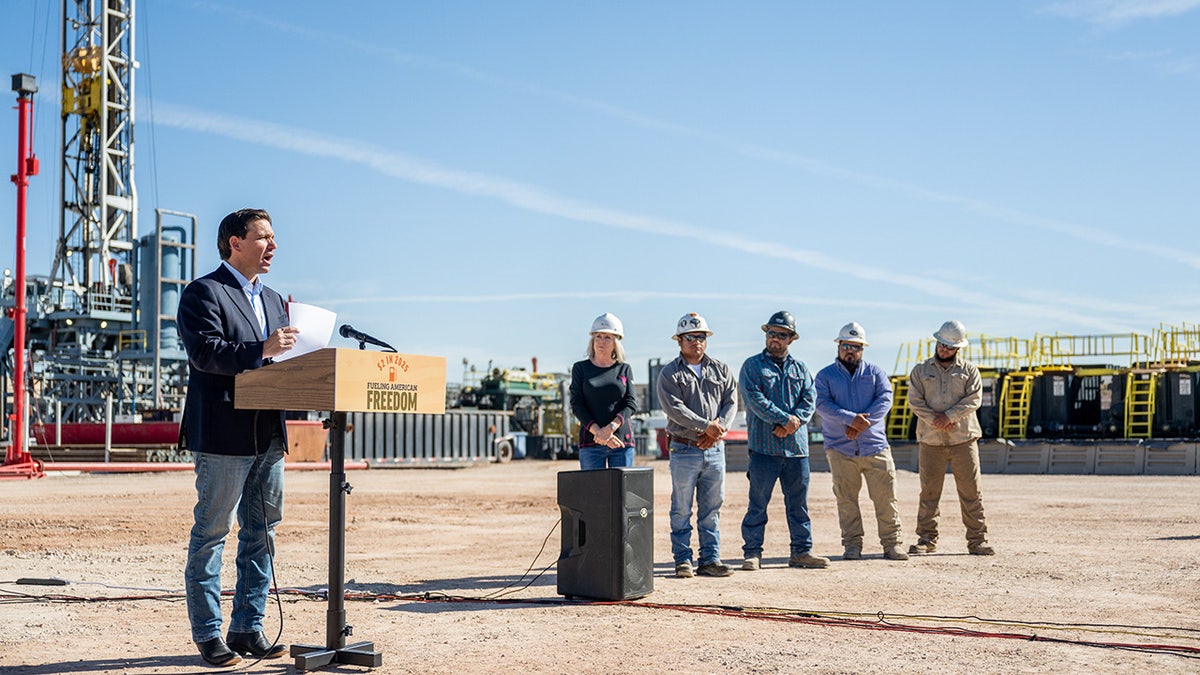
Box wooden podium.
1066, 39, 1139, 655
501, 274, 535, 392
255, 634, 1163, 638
236, 347, 446, 671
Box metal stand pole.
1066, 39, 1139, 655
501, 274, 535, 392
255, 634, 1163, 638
289, 411, 382, 671
2, 74, 44, 480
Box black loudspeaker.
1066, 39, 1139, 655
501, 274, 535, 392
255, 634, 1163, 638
557, 467, 654, 601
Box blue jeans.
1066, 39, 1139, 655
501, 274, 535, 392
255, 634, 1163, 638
668, 442, 726, 565
185, 443, 285, 642
579, 445, 635, 470
741, 450, 812, 558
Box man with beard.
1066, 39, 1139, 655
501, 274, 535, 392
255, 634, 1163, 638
907, 320, 995, 556
814, 323, 907, 562
738, 311, 828, 571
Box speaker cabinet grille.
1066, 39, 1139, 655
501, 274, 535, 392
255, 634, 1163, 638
557, 467, 654, 600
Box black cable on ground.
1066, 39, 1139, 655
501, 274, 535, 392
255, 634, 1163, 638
4, 583, 1198, 660
6, 517, 1197, 661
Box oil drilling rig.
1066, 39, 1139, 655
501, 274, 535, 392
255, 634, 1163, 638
3, 0, 194, 468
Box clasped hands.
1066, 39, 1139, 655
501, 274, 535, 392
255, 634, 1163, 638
696, 419, 727, 449
844, 413, 872, 440
930, 412, 956, 432
591, 423, 626, 449
771, 415, 802, 438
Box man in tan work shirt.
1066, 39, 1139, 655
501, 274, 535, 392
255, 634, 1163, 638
907, 320, 995, 556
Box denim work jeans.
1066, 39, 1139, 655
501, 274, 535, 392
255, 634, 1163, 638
578, 446, 635, 470
185, 443, 285, 642
741, 450, 813, 558
668, 442, 726, 565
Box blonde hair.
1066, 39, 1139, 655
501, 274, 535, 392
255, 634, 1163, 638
586, 334, 626, 363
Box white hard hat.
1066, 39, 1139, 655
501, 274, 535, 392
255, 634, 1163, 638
835, 322, 869, 346
673, 312, 713, 338
590, 312, 624, 339
933, 320, 969, 348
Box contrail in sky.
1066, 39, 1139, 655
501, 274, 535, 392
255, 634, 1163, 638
152, 102, 1137, 332
190, 1, 1200, 271
317, 290, 943, 313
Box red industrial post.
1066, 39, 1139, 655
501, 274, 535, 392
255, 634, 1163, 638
3, 73, 44, 479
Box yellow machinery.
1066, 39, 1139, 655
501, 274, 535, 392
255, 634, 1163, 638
1035, 332, 1155, 439
888, 334, 1031, 441
888, 326, 1195, 439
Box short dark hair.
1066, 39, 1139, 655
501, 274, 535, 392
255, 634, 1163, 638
216, 208, 272, 260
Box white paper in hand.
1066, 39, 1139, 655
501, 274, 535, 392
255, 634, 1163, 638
274, 302, 337, 362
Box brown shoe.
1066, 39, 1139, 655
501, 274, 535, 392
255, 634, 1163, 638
968, 543, 995, 556
675, 561, 695, 578
842, 547, 862, 561
696, 561, 734, 577
908, 541, 937, 555
883, 545, 910, 561
788, 552, 830, 569
741, 556, 760, 571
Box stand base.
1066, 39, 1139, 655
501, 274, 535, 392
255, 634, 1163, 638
291, 641, 382, 671
0, 460, 46, 480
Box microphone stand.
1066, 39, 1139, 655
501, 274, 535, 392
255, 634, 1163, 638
354, 338, 396, 352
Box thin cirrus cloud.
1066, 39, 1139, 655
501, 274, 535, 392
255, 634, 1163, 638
191, 2, 1200, 271
315, 290, 942, 313
150, 101, 1141, 333
1040, 0, 1200, 24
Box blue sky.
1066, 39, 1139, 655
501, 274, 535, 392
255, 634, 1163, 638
3, 0, 1199, 386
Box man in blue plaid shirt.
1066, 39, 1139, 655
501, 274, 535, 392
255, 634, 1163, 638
738, 311, 829, 571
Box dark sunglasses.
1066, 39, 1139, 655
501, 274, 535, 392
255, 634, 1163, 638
765, 330, 793, 340
681, 333, 707, 343
838, 343, 864, 352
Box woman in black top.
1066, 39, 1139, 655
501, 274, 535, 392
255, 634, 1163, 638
569, 313, 638, 470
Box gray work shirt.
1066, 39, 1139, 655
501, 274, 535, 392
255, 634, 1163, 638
655, 353, 738, 444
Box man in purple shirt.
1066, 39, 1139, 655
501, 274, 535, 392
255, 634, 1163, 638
814, 323, 908, 562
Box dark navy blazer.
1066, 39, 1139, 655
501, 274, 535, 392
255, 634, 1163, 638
177, 265, 289, 455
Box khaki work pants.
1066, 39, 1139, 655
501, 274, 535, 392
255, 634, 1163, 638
915, 440, 987, 547
826, 447, 902, 550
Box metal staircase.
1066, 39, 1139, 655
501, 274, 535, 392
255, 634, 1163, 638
886, 375, 913, 440
1123, 371, 1158, 439
999, 371, 1038, 439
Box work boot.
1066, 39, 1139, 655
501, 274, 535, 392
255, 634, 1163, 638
696, 561, 734, 577
788, 552, 830, 569
226, 630, 287, 659
842, 547, 862, 561
195, 637, 241, 667
742, 556, 760, 571
968, 543, 996, 556
908, 540, 937, 555
675, 561, 694, 578
883, 545, 910, 561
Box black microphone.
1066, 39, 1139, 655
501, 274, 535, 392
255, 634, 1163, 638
338, 324, 397, 352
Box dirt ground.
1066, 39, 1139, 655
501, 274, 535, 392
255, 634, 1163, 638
1, 457, 1198, 674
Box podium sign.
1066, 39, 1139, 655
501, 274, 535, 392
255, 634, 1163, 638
235, 347, 446, 414
234, 347, 445, 671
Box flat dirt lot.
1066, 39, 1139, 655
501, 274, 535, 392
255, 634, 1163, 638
2, 458, 1199, 674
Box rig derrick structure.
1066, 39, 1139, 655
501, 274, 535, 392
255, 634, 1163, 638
3, 1, 195, 463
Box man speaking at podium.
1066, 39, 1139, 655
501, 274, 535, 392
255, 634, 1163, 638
177, 208, 300, 667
